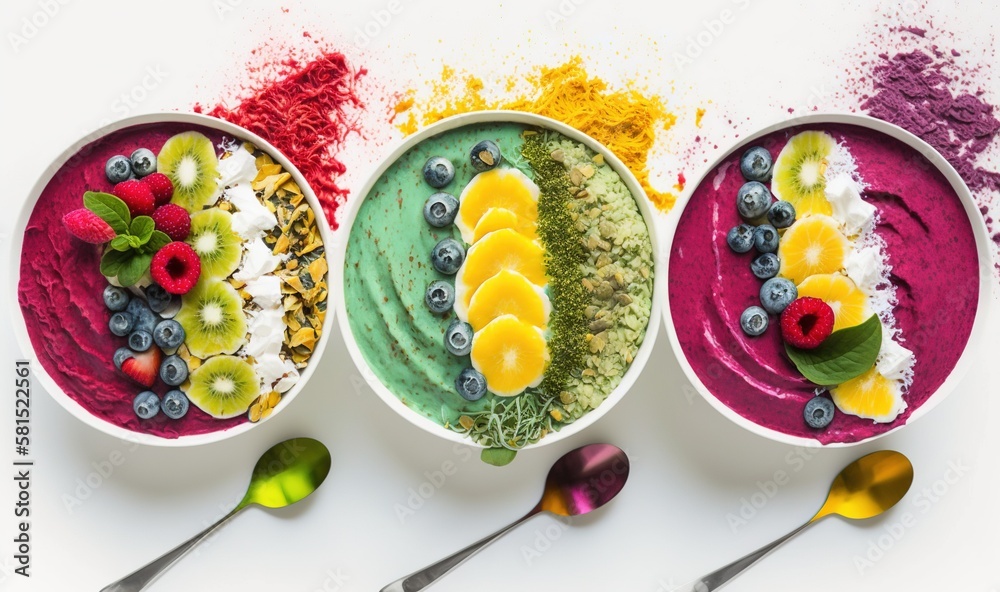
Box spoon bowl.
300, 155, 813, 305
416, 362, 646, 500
243, 438, 332, 509
101, 438, 331, 592
539, 443, 630, 517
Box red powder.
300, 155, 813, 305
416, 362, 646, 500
861, 49, 1000, 194
196, 53, 365, 228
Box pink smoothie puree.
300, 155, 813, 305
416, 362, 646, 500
18, 122, 245, 438
668, 123, 979, 444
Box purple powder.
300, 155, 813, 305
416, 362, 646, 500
861, 50, 1000, 194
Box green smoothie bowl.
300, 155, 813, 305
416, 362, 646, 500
333, 111, 662, 462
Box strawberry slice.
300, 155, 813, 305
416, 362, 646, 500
120, 347, 162, 387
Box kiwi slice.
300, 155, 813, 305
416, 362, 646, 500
187, 209, 241, 278
175, 279, 247, 358
771, 130, 837, 217
158, 131, 219, 212
186, 355, 259, 419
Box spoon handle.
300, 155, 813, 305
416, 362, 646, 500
381, 506, 542, 592
676, 520, 814, 592
99, 505, 244, 592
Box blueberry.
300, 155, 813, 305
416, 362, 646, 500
145, 284, 172, 313
750, 253, 780, 279
759, 277, 797, 314
470, 140, 501, 172
422, 156, 455, 188
133, 391, 160, 419
130, 148, 157, 177
153, 319, 185, 349
739, 146, 773, 182
753, 224, 779, 253
767, 200, 796, 229
128, 330, 153, 352
423, 192, 459, 227
726, 224, 755, 253
105, 155, 133, 184
109, 312, 135, 337
103, 285, 130, 312
113, 347, 134, 370
804, 396, 835, 429
159, 355, 188, 385
159, 355, 189, 386
740, 306, 769, 336
425, 280, 455, 314
126, 298, 159, 334
431, 238, 466, 275
445, 319, 474, 356
737, 181, 772, 220
455, 367, 487, 401
161, 390, 190, 419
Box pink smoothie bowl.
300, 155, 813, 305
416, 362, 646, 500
9, 112, 335, 447
662, 113, 993, 447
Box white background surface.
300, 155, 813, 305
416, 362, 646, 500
1, 1, 998, 591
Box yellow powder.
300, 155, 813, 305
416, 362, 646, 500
394, 56, 679, 211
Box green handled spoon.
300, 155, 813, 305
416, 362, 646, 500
100, 437, 331, 592
676, 450, 914, 592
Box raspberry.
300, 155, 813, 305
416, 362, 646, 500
151, 204, 191, 241
62, 209, 116, 244
113, 179, 155, 217
780, 297, 835, 349
150, 242, 201, 295
142, 172, 174, 206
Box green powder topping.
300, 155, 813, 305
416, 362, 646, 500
522, 132, 588, 397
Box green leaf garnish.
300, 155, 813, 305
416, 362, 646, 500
480, 447, 517, 466
129, 216, 155, 244
100, 249, 131, 276
83, 191, 131, 235
145, 230, 171, 253
110, 236, 131, 252
785, 314, 883, 386
116, 252, 152, 287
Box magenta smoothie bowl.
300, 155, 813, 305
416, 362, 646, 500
665, 114, 990, 446
11, 113, 333, 445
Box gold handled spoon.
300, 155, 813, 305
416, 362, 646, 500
100, 437, 331, 592
677, 450, 914, 592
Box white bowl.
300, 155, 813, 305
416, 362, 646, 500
333, 110, 663, 449
662, 112, 993, 447
9, 112, 336, 447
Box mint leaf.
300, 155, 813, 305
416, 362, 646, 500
480, 447, 517, 467
145, 230, 171, 253
785, 315, 882, 386
129, 216, 155, 245
110, 236, 132, 252
100, 249, 131, 277
117, 252, 151, 287
126, 235, 143, 248
83, 192, 131, 235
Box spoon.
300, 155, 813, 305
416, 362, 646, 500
381, 443, 630, 592
676, 449, 914, 592
101, 437, 331, 592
